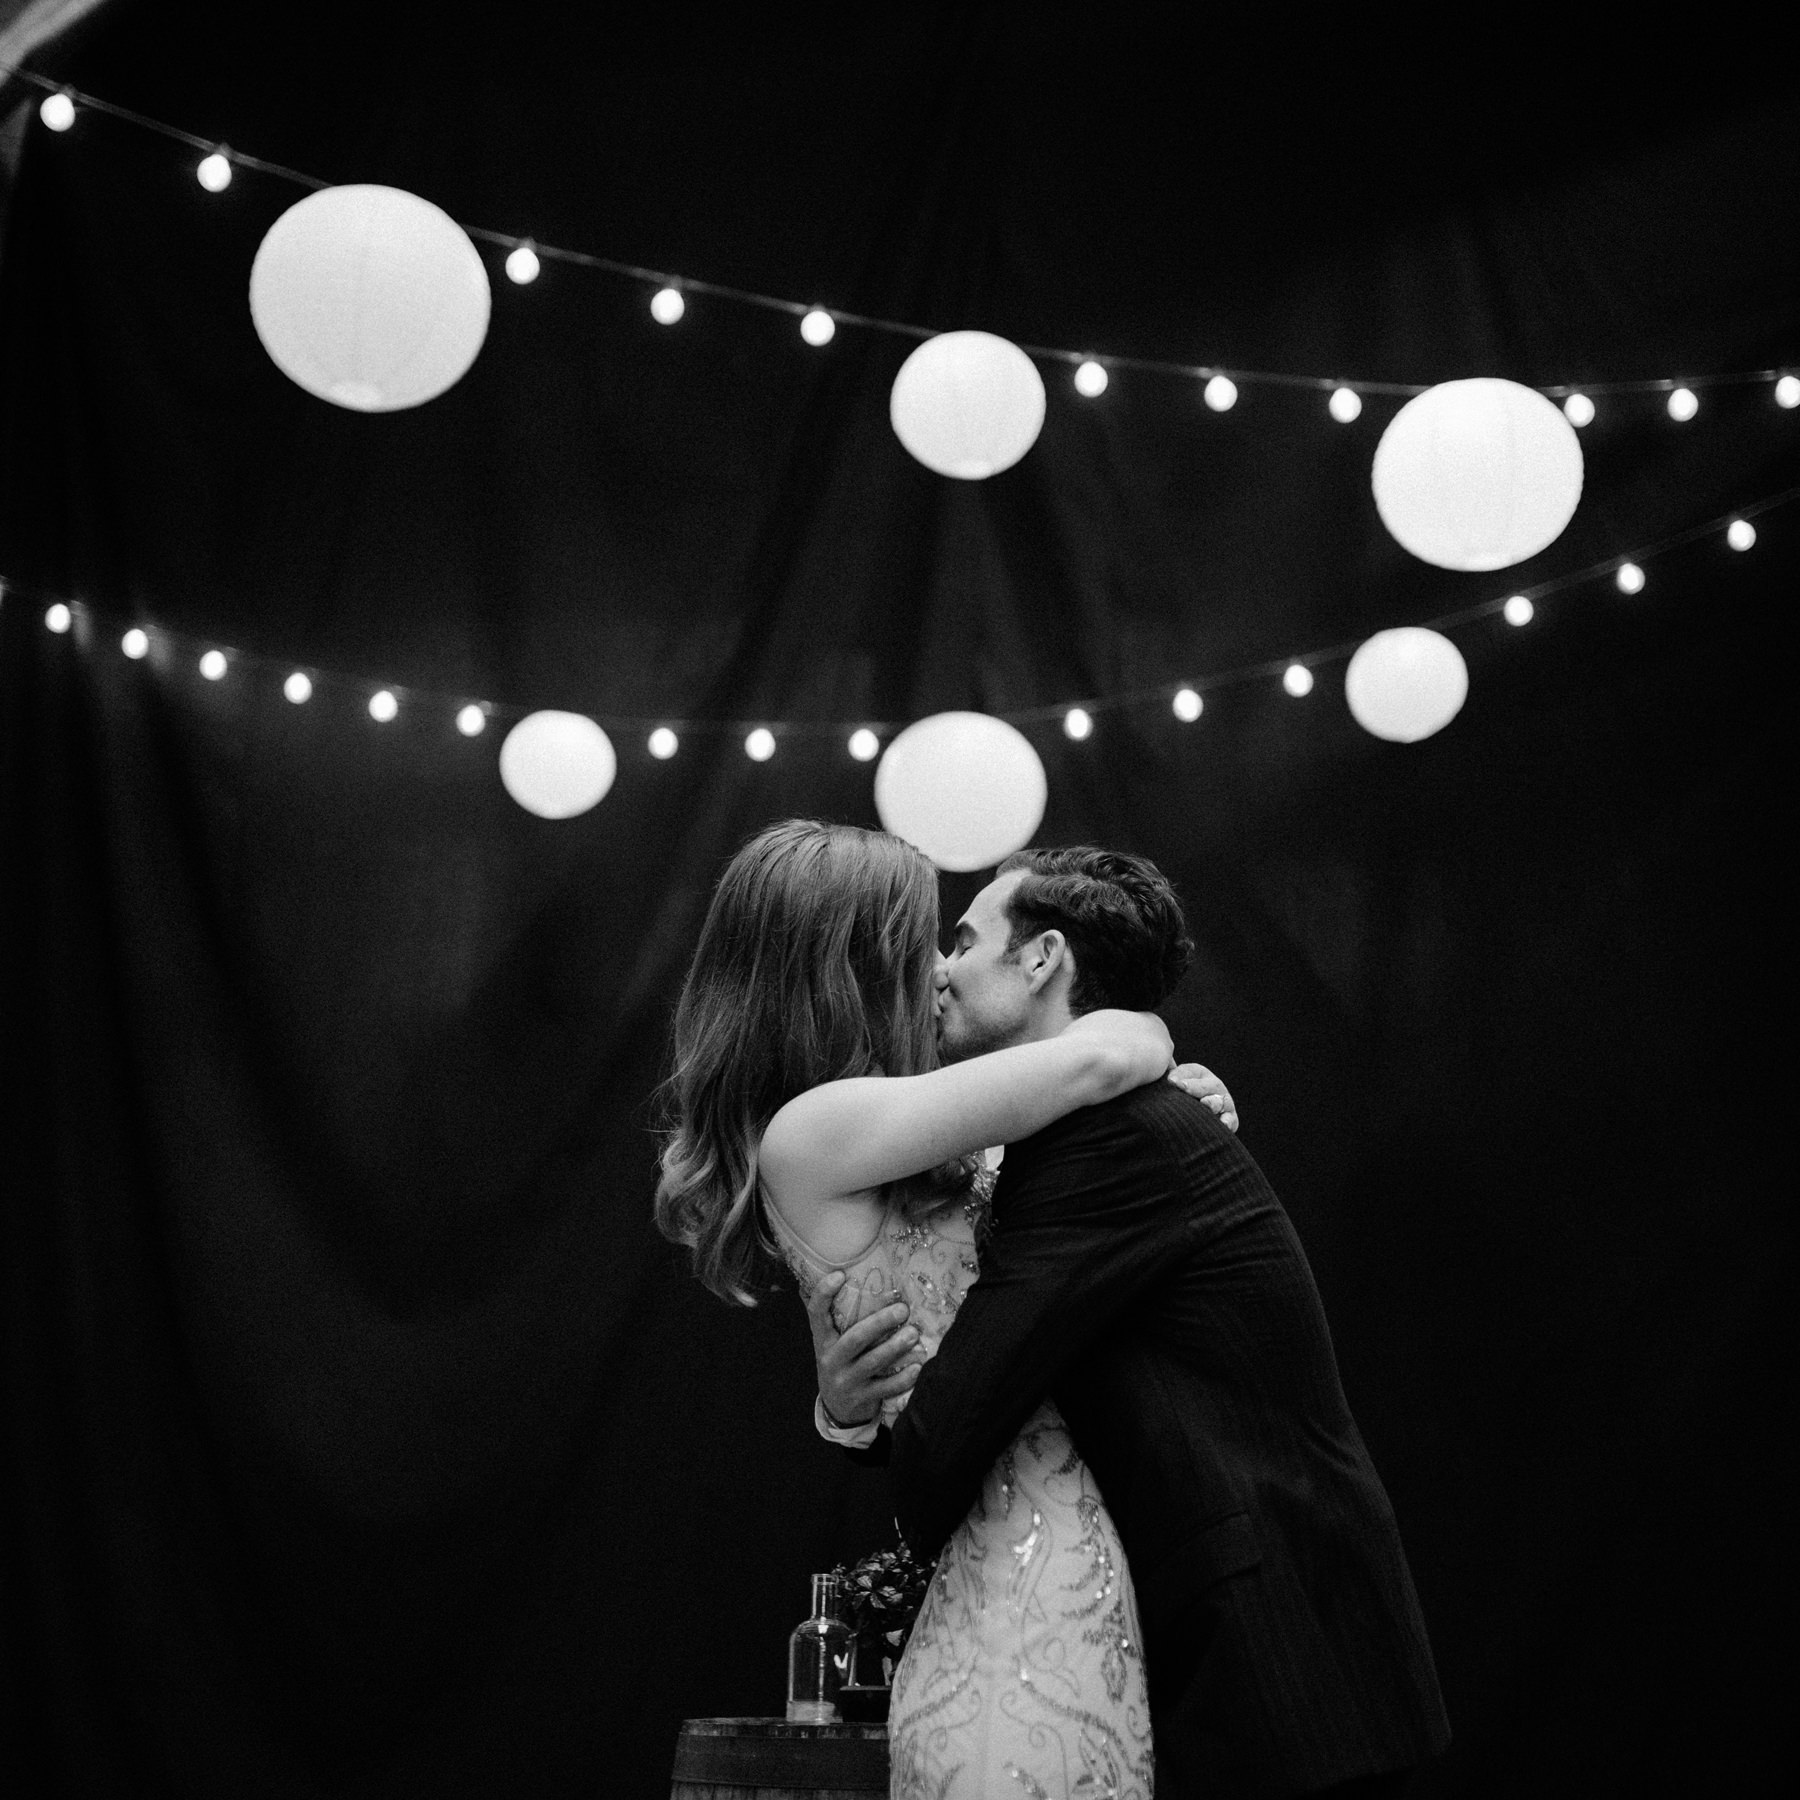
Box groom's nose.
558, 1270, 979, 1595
932, 955, 949, 988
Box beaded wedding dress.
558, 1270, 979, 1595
766, 1170, 1155, 1800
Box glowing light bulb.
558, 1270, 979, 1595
650, 286, 685, 325
1775, 375, 1800, 409
1283, 663, 1314, 697
199, 650, 227, 680
122, 627, 149, 659
369, 690, 398, 722
284, 672, 313, 703
848, 728, 880, 761
1562, 392, 1595, 427
647, 726, 678, 759
1172, 687, 1203, 722
1203, 373, 1238, 412
456, 703, 487, 736
1063, 707, 1093, 740
745, 727, 775, 761
1727, 518, 1756, 552
1503, 595, 1534, 627
197, 151, 232, 192
40, 91, 75, 132
45, 603, 72, 633
1615, 562, 1646, 594
800, 308, 835, 345
1074, 360, 1108, 397
1666, 386, 1698, 422
505, 243, 540, 284
1328, 385, 1362, 422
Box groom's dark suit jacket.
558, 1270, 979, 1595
884, 1082, 1451, 1799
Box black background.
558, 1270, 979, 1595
2, 4, 1793, 1794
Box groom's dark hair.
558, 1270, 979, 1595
996, 846, 1194, 1014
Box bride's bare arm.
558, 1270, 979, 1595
759, 1010, 1172, 1211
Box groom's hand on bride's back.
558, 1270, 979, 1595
805, 1271, 923, 1428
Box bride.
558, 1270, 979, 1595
656, 819, 1226, 1799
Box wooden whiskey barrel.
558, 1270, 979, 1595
670, 1717, 889, 1798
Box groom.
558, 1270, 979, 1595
808, 846, 1450, 1798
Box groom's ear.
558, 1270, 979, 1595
1021, 929, 1070, 995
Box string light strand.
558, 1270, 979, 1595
5, 63, 1794, 403
7, 486, 1790, 742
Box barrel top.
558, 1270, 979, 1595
678, 1717, 889, 1740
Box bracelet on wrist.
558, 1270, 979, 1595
820, 1393, 876, 1431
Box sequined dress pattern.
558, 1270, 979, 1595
766, 1174, 1154, 1800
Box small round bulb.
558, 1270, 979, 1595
1666, 386, 1698, 422
1172, 687, 1203, 722
1562, 393, 1595, 427
1074, 360, 1108, 397
456, 704, 487, 736
199, 650, 227, 680
1775, 375, 1800, 410
1503, 595, 1534, 627
1726, 518, 1756, 552
1063, 707, 1093, 740
647, 726, 679, 759
122, 627, 149, 659
368, 690, 398, 722
505, 243, 541, 284
745, 727, 775, 762
1283, 663, 1314, 697
1327, 385, 1362, 422
650, 286, 685, 325
40, 91, 75, 133
1615, 563, 1646, 594
847, 728, 880, 762
1203, 373, 1238, 412
800, 308, 835, 346
45, 603, 72, 633
197, 151, 232, 192
284, 672, 313, 703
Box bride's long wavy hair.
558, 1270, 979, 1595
655, 819, 975, 1305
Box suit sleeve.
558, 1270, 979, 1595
813, 1394, 883, 1450
889, 1097, 1203, 1559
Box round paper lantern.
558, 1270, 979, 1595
1371, 378, 1583, 571
499, 711, 616, 818
1345, 627, 1469, 743
889, 331, 1045, 479
874, 711, 1046, 873
250, 185, 491, 411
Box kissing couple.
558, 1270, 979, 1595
657, 820, 1449, 1798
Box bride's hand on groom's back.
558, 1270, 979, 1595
1060, 1011, 1239, 1131
1166, 1062, 1239, 1132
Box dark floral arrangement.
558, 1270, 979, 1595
830, 1534, 933, 1679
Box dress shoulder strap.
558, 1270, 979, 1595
760, 1184, 891, 1272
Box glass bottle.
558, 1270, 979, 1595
786, 1573, 853, 1723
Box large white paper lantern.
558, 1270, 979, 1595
499, 711, 617, 818
1371, 378, 1583, 571
874, 711, 1046, 872
889, 332, 1046, 479
250, 185, 491, 411
1345, 627, 1469, 742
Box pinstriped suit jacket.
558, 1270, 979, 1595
888, 1082, 1451, 1798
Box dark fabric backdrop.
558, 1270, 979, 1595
2, 5, 1793, 1795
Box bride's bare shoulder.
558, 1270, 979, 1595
758, 1121, 888, 1264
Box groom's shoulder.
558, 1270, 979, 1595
1011, 1080, 1232, 1164
1118, 1079, 1248, 1160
